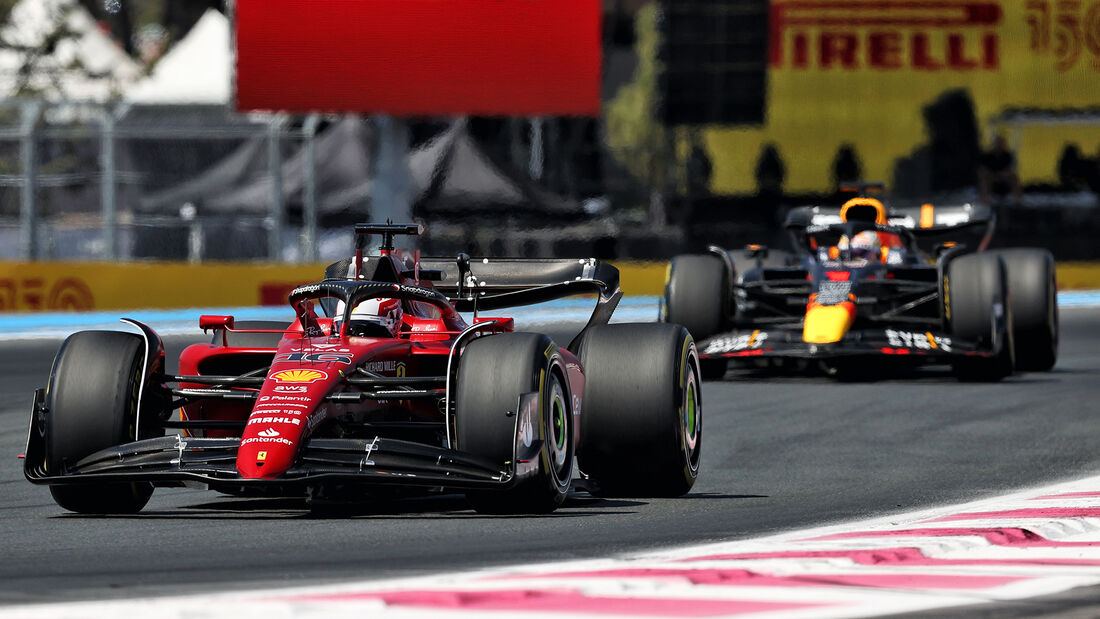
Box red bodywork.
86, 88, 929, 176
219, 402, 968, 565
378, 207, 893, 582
177, 249, 585, 482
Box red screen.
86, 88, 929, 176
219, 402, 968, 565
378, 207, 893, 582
235, 0, 602, 116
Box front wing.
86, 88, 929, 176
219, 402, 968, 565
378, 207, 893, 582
24, 391, 544, 495
698, 326, 996, 362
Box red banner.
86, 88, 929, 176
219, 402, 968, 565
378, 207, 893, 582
235, 0, 602, 116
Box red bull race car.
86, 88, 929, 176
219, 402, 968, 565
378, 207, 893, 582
25, 224, 702, 514
663, 190, 1058, 381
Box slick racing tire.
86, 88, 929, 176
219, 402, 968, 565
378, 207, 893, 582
576, 323, 701, 497
664, 254, 727, 341
993, 248, 1058, 372
214, 320, 288, 348
946, 253, 1015, 382
44, 331, 155, 514
456, 333, 574, 514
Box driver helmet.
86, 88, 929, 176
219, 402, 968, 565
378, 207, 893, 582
335, 297, 403, 337
847, 230, 882, 263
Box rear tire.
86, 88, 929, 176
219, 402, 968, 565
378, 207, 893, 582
946, 253, 1015, 382
664, 254, 728, 341
456, 333, 573, 514
45, 331, 155, 514
577, 324, 701, 497
994, 248, 1057, 371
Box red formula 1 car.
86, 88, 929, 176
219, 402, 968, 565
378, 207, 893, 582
663, 193, 1058, 381
25, 224, 702, 514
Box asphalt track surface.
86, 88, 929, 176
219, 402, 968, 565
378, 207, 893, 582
1, 308, 1098, 613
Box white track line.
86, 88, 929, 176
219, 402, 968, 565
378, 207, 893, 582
10, 474, 1100, 618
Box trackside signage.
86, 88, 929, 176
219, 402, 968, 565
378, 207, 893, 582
705, 0, 1100, 193
0, 262, 322, 312
0, 261, 673, 312
234, 0, 602, 116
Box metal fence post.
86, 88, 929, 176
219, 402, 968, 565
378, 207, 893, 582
100, 104, 118, 260
20, 101, 43, 260
267, 114, 285, 262
529, 118, 544, 181
372, 116, 413, 243
302, 113, 321, 263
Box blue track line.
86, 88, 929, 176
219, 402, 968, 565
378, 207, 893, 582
1, 292, 1096, 341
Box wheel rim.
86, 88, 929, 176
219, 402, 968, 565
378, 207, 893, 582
682, 360, 701, 472
546, 376, 571, 486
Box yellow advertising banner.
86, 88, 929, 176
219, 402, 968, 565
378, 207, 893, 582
0, 261, 673, 312
0, 262, 325, 312
709, 0, 1100, 194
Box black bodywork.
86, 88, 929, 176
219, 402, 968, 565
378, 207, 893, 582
693, 203, 1003, 363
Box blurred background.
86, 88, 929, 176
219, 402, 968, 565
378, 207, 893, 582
0, 0, 1097, 268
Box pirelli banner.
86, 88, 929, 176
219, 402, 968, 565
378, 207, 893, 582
708, 0, 1100, 194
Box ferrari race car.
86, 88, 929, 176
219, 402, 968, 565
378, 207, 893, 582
25, 223, 702, 514
663, 192, 1058, 381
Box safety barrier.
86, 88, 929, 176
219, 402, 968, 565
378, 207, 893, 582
0, 261, 1095, 313
0, 262, 322, 312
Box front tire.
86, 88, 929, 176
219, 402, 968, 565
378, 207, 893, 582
577, 324, 701, 497
456, 333, 574, 514
946, 253, 1015, 382
664, 254, 728, 341
994, 248, 1057, 371
45, 331, 155, 514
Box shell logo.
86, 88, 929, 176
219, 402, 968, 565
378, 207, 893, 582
270, 369, 327, 383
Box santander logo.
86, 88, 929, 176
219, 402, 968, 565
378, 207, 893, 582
258, 428, 280, 438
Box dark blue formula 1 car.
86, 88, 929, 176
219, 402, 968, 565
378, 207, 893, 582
663, 192, 1057, 381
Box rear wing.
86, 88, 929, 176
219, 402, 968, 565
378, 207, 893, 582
324, 255, 623, 330
785, 202, 995, 251
417, 257, 620, 311
785, 203, 993, 232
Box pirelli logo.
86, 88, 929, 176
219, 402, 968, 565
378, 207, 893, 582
769, 1, 1003, 71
